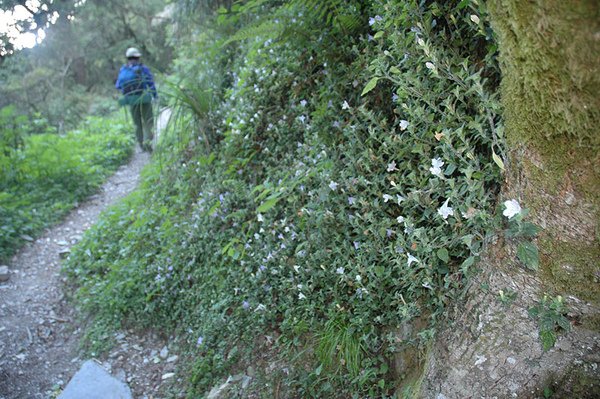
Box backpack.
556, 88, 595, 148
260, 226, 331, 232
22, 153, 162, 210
117, 64, 153, 105
118, 64, 144, 95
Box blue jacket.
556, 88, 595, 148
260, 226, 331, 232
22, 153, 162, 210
115, 63, 157, 98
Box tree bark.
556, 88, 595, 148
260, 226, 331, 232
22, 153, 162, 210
419, 1, 600, 397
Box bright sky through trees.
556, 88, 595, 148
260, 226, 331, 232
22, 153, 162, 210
0, 1, 54, 51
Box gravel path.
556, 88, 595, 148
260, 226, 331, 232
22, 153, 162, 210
0, 148, 167, 398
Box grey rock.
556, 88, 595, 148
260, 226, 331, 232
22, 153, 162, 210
0, 266, 9, 282
206, 374, 252, 399
58, 360, 132, 399
159, 345, 169, 359
161, 372, 175, 380
114, 369, 127, 382
564, 192, 576, 205
58, 249, 71, 259
207, 378, 233, 399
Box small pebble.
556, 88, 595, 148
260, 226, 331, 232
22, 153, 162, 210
161, 372, 175, 380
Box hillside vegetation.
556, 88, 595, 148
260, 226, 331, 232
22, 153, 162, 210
65, 1, 509, 397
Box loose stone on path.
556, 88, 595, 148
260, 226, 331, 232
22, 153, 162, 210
58, 360, 132, 399
0, 265, 9, 282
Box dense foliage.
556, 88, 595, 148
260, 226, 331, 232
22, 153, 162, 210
66, 0, 505, 397
0, 109, 133, 261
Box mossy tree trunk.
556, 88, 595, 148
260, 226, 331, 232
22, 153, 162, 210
418, 1, 600, 397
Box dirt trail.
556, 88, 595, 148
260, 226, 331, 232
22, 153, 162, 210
0, 147, 171, 398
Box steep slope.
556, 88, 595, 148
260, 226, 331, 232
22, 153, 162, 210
60, 1, 599, 397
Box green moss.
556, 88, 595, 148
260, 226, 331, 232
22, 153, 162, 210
521, 137, 600, 201
547, 364, 600, 398
581, 314, 600, 333
489, 0, 600, 150
539, 239, 600, 305
490, 0, 600, 307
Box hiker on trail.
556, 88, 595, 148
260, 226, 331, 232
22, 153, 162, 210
116, 47, 157, 152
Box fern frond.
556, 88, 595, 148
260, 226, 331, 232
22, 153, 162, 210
222, 19, 284, 45
288, 0, 366, 34
222, 0, 366, 46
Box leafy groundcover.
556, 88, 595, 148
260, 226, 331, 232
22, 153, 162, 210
66, 1, 505, 397
0, 113, 133, 261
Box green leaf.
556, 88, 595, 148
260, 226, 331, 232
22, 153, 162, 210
457, 0, 471, 9
520, 222, 541, 237
492, 150, 505, 171
374, 265, 385, 277
389, 66, 401, 74
540, 329, 556, 351
257, 196, 280, 213
206, 200, 221, 216
436, 248, 449, 263
517, 241, 539, 270
461, 256, 475, 269
361, 77, 379, 96
556, 316, 571, 332
315, 363, 323, 376
373, 31, 384, 39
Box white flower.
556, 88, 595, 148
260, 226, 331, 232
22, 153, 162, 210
342, 100, 351, 110
336, 267, 345, 275
328, 181, 338, 191
257, 213, 264, 222
438, 198, 454, 220
383, 194, 393, 203
387, 161, 397, 172
298, 292, 306, 300
399, 120, 409, 131
254, 304, 266, 312
369, 16, 382, 26
425, 62, 435, 70
396, 216, 405, 224
470, 14, 480, 24
300, 99, 307, 107
355, 275, 362, 282
429, 157, 444, 177
417, 37, 425, 46
407, 253, 419, 266
396, 195, 406, 205
503, 199, 522, 219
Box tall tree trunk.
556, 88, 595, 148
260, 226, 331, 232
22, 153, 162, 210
419, 1, 600, 397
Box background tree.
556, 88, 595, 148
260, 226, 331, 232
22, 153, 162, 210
0, 0, 172, 131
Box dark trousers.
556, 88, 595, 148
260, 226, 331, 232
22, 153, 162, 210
130, 101, 154, 150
